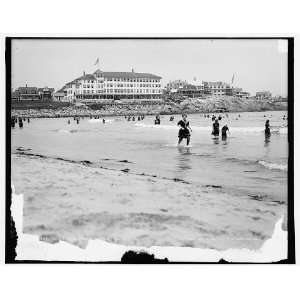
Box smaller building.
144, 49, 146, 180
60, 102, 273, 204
177, 84, 203, 98
233, 88, 250, 99
202, 81, 233, 96
54, 86, 67, 101
256, 91, 272, 100
166, 79, 188, 91
38, 87, 55, 101
14, 85, 40, 100
13, 85, 55, 101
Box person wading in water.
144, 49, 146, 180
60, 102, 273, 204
177, 114, 192, 146
265, 120, 271, 137
212, 119, 220, 136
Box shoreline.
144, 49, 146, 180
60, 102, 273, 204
11, 96, 287, 118
11, 107, 287, 119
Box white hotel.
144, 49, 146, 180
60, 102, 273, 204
63, 69, 162, 102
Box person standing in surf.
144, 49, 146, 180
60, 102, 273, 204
177, 114, 192, 146
265, 120, 271, 137
212, 119, 220, 136
221, 124, 229, 140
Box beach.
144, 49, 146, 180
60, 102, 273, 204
11, 111, 288, 251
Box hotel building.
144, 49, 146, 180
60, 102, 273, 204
63, 69, 162, 102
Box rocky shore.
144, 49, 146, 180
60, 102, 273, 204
11, 96, 287, 118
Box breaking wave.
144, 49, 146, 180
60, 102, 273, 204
135, 124, 287, 134
258, 160, 287, 171
225, 157, 287, 172
88, 119, 114, 123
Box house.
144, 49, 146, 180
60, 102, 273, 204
256, 91, 272, 100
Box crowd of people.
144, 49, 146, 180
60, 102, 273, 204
173, 114, 273, 146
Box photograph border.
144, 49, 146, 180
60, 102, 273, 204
5, 36, 295, 264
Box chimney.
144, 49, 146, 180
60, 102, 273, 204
131, 68, 134, 73
26, 84, 27, 88
83, 71, 85, 76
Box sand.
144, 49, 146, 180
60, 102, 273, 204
11, 153, 285, 251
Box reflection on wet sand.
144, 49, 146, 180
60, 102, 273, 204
176, 146, 192, 171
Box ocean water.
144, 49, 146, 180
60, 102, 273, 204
11, 111, 288, 250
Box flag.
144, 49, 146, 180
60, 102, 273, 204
231, 73, 235, 84
94, 58, 99, 65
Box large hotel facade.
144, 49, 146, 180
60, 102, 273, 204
62, 69, 162, 102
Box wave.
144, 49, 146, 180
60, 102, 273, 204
53, 129, 84, 134
225, 157, 287, 172
88, 119, 113, 123
135, 124, 287, 134
258, 160, 287, 171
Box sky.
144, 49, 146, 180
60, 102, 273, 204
11, 39, 288, 96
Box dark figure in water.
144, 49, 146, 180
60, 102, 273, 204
102, 119, 105, 124
170, 116, 174, 121
18, 118, 23, 128
218, 115, 222, 121
132, 117, 135, 121
128, 117, 131, 121
221, 125, 229, 140
138, 116, 141, 121
27, 118, 30, 123
177, 114, 192, 146
76, 118, 79, 124
212, 119, 220, 136
11, 118, 15, 128
265, 120, 271, 137
154, 115, 160, 125
212, 115, 216, 121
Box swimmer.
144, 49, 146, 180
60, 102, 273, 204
177, 114, 192, 146
18, 118, 23, 128
218, 115, 222, 121
154, 115, 160, 125
221, 124, 229, 140
212, 119, 220, 136
132, 117, 135, 121
265, 120, 271, 137
102, 119, 105, 124
212, 115, 216, 121
68, 120, 70, 124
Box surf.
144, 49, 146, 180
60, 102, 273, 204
258, 160, 287, 171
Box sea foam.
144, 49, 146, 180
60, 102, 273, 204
135, 123, 287, 134
258, 160, 287, 171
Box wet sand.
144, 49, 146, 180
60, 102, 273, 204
11, 153, 285, 251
